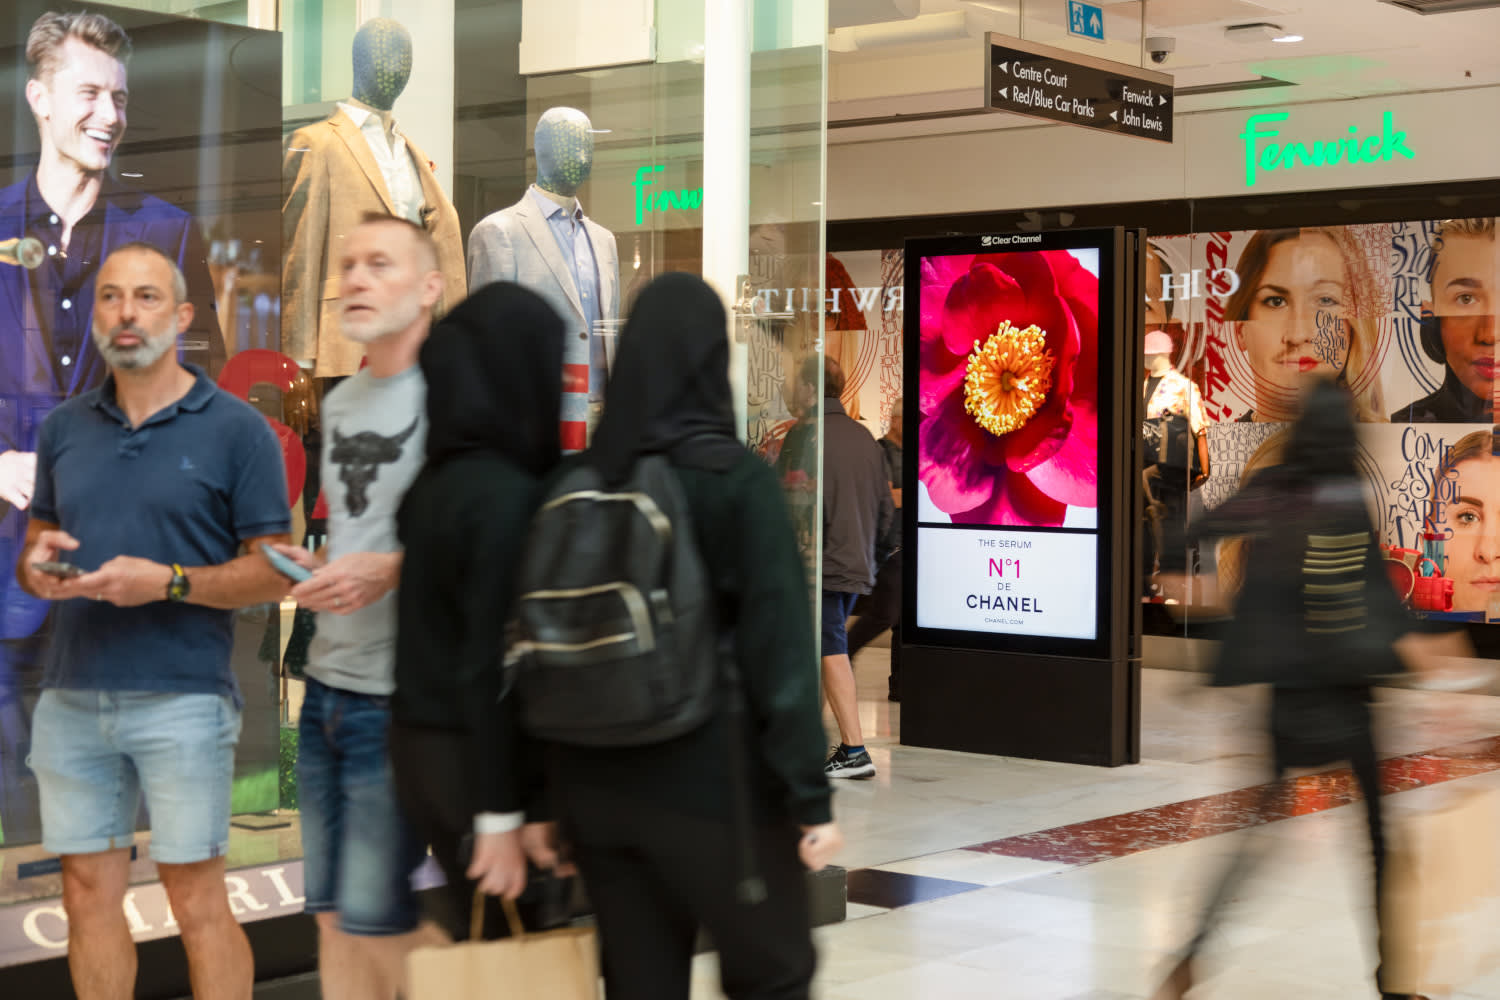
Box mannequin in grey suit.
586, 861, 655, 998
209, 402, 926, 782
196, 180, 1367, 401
468, 107, 620, 451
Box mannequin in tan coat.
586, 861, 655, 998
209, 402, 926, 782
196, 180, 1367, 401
281, 19, 464, 376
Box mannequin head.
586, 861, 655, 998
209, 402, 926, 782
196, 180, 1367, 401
535, 107, 594, 198
352, 19, 412, 111
1144, 329, 1174, 375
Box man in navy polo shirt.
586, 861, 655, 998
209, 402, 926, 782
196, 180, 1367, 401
17, 241, 290, 1000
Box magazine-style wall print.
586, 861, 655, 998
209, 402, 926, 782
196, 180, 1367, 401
1147, 219, 1497, 621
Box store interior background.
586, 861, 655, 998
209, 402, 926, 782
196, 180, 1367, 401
817, 0, 1500, 668
3, 0, 1500, 993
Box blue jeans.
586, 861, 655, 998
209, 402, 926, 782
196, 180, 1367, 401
297, 677, 423, 936
30, 689, 240, 863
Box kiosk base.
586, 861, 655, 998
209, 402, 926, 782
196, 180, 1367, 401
901, 645, 1141, 767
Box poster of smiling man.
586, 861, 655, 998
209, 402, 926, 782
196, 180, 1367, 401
0, 2, 281, 855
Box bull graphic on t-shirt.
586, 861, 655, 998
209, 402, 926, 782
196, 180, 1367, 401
331, 418, 419, 517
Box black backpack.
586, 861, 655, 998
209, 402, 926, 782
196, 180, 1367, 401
506, 454, 721, 747
505, 451, 770, 904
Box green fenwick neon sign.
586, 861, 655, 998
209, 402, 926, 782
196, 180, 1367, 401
632, 165, 705, 225
1239, 110, 1415, 188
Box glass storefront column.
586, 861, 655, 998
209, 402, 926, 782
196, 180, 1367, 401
703, 0, 753, 435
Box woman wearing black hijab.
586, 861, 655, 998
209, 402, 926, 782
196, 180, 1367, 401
553, 272, 839, 1000
389, 282, 565, 939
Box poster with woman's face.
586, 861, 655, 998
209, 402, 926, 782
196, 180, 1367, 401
1147, 220, 1500, 622
1194, 226, 1396, 424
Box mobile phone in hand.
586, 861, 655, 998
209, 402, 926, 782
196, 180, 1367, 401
259, 543, 313, 584
32, 561, 83, 579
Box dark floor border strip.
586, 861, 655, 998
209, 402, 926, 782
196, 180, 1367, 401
845, 869, 982, 910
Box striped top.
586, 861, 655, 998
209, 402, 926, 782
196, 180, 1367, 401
1302, 531, 1372, 635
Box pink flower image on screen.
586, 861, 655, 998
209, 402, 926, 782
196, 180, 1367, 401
918, 250, 1099, 527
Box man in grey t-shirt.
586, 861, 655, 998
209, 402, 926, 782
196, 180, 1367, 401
271, 215, 444, 997
304, 365, 425, 695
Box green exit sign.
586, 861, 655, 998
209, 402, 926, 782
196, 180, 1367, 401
1239, 110, 1415, 188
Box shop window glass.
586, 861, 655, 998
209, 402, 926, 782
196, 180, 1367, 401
0, 0, 284, 920
1, 0, 830, 967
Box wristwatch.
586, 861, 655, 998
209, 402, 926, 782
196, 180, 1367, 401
166, 563, 191, 603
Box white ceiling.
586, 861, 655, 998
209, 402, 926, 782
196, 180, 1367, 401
828, 0, 1500, 144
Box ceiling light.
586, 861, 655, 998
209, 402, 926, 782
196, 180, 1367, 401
1224, 22, 1285, 43
1272, 33, 1303, 43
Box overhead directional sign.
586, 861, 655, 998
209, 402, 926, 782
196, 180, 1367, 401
984, 33, 1174, 144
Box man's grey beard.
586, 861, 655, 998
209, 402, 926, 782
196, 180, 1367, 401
341, 295, 425, 345
92, 324, 177, 370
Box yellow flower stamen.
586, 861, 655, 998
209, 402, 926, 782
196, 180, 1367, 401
963, 321, 1056, 438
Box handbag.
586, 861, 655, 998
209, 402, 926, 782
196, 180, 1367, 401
407, 893, 600, 1000
1143, 413, 1195, 473
1383, 547, 1454, 612
1381, 786, 1500, 994
1142, 376, 1197, 475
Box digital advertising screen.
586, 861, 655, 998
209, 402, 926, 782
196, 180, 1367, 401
905, 229, 1126, 654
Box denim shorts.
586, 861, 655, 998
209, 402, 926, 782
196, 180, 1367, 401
821, 590, 859, 657
297, 676, 424, 936
30, 689, 240, 864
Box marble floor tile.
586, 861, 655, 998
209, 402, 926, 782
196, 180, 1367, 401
810, 939, 931, 988
812, 902, 1028, 961
817, 958, 1048, 1000
872, 849, 1071, 886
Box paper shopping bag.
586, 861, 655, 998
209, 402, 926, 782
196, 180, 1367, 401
1380, 785, 1500, 995
408, 894, 600, 1000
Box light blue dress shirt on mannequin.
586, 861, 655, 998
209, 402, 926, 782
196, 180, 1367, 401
527, 186, 605, 402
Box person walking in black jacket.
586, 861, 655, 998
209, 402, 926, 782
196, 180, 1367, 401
1152, 379, 1424, 1000
778, 356, 894, 779
848, 395, 904, 701
551, 272, 840, 1000
389, 282, 565, 939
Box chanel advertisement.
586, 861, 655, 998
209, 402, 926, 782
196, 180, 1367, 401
907, 231, 1118, 647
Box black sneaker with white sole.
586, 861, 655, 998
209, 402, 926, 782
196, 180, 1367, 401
824, 745, 876, 779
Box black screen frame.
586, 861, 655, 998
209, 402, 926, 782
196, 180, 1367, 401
902, 227, 1128, 660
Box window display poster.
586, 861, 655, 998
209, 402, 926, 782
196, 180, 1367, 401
747, 248, 905, 461
1146, 221, 1498, 621
912, 238, 1106, 642
0, 2, 283, 854
748, 246, 904, 582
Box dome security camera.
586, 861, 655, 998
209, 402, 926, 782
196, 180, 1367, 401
1146, 36, 1175, 64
